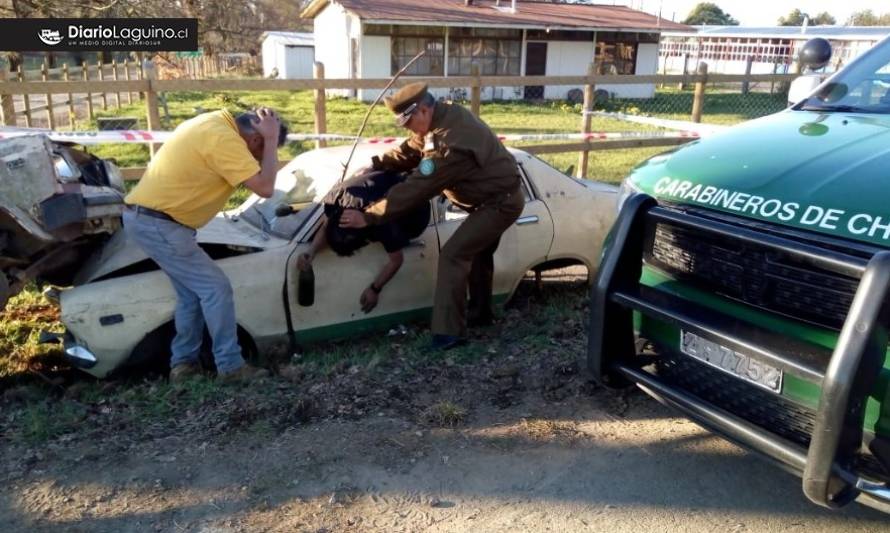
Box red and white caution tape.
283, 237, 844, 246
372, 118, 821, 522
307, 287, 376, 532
0, 126, 699, 145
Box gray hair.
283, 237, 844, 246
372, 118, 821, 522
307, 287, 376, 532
235, 111, 288, 147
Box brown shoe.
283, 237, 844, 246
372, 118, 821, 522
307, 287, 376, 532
169, 363, 201, 383
218, 365, 269, 384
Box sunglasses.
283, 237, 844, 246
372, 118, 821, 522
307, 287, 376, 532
395, 102, 419, 127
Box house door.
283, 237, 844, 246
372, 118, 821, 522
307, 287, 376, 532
524, 42, 547, 100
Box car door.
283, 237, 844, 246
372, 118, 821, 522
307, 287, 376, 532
285, 204, 439, 342
433, 168, 554, 302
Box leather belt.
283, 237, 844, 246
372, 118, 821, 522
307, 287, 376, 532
127, 204, 180, 225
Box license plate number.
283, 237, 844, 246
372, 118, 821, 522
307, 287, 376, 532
680, 331, 783, 393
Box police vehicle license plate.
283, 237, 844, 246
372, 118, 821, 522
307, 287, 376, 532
680, 331, 782, 393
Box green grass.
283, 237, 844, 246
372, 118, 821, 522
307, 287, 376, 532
0, 288, 66, 380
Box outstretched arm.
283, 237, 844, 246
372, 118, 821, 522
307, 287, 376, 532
360, 250, 404, 313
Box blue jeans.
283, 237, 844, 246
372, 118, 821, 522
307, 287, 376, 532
123, 209, 245, 374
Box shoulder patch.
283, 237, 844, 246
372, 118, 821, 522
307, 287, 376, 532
419, 158, 436, 176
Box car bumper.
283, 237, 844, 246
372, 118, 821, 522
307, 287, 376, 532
588, 193, 890, 512
39, 330, 98, 369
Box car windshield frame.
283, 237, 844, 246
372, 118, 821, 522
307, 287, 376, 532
234, 157, 344, 242
795, 36, 890, 115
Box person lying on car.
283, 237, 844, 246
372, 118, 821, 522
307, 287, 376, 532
297, 169, 430, 313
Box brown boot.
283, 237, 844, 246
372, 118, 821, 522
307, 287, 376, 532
169, 363, 202, 383
218, 365, 269, 384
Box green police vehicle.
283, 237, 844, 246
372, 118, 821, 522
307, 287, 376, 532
589, 35, 890, 512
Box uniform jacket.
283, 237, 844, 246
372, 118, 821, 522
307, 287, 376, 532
365, 102, 519, 225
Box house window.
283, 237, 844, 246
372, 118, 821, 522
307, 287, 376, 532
596, 40, 637, 75
448, 28, 522, 76
370, 25, 445, 76
392, 37, 444, 75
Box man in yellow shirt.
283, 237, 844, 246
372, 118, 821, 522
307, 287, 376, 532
124, 108, 285, 382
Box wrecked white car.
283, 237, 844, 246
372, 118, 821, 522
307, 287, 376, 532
56, 145, 617, 377
0, 135, 125, 310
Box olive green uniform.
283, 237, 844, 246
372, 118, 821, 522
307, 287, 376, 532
364, 102, 523, 337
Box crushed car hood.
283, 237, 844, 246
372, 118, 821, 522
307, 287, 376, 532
74, 214, 284, 284
628, 110, 890, 248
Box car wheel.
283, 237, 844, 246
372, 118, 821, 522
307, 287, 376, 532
124, 322, 260, 377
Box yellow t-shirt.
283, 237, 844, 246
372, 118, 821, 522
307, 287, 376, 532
125, 110, 260, 229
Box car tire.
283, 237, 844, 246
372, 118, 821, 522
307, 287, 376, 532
123, 322, 260, 377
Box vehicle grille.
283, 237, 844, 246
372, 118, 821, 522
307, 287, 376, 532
654, 351, 888, 479
656, 352, 816, 444
645, 221, 860, 330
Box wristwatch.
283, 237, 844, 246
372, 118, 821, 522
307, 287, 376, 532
369, 282, 382, 294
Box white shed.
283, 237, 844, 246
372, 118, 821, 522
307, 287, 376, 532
260, 32, 316, 79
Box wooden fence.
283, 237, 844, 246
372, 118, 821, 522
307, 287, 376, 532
0, 61, 797, 179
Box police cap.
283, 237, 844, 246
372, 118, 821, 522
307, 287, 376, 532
385, 83, 429, 125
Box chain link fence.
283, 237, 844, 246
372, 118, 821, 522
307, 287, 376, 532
594, 82, 789, 125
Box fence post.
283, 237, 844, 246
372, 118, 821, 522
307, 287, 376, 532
83, 64, 94, 121
678, 53, 689, 91
112, 59, 120, 108
138, 53, 146, 101
124, 59, 133, 104
42, 60, 55, 130
0, 69, 15, 126
470, 64, 481, 117
143, 60, 162, 157
691, 62, 708, 123
63, 63, 74, 128
98, 61, 108, 110
577, 62, 596, 179
313, 61, 327, 149
742, 55, 753, 95
17, 66, 31, 127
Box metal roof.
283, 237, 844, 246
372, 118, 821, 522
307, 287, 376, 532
260, 31, 315, 46
662, 25, 890, 41
301, 0, 690, 32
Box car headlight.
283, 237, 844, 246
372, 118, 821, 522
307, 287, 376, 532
103, 161, 126, 194
616, 178, 642, 214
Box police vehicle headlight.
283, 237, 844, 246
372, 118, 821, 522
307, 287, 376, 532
616, 178, 642, 214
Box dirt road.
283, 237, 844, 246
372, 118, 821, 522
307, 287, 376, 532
3, 389, 888, 532
1, 275, 889, 532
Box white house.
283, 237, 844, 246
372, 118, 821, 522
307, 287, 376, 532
300, 0, 690, 101
260, 31, 316, 79
660, 26, 890, 76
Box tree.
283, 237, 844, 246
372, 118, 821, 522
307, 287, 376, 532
778, 9, 835, 26
812, 12, 836, 25
682, 2, 739, 26
847, 9, 890, 26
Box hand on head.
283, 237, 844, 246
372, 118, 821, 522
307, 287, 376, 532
339, 209, 368, 229
252, 107, 281, 142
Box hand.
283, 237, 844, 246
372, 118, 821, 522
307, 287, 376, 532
339, 209, 368, 229
360, 287, 379, 313
252, 107, 281, 142
297, 252, 313, 271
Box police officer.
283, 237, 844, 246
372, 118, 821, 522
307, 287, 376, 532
340, 82, 523, 350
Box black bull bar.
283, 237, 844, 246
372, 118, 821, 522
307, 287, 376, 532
588, 193, 890, 511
